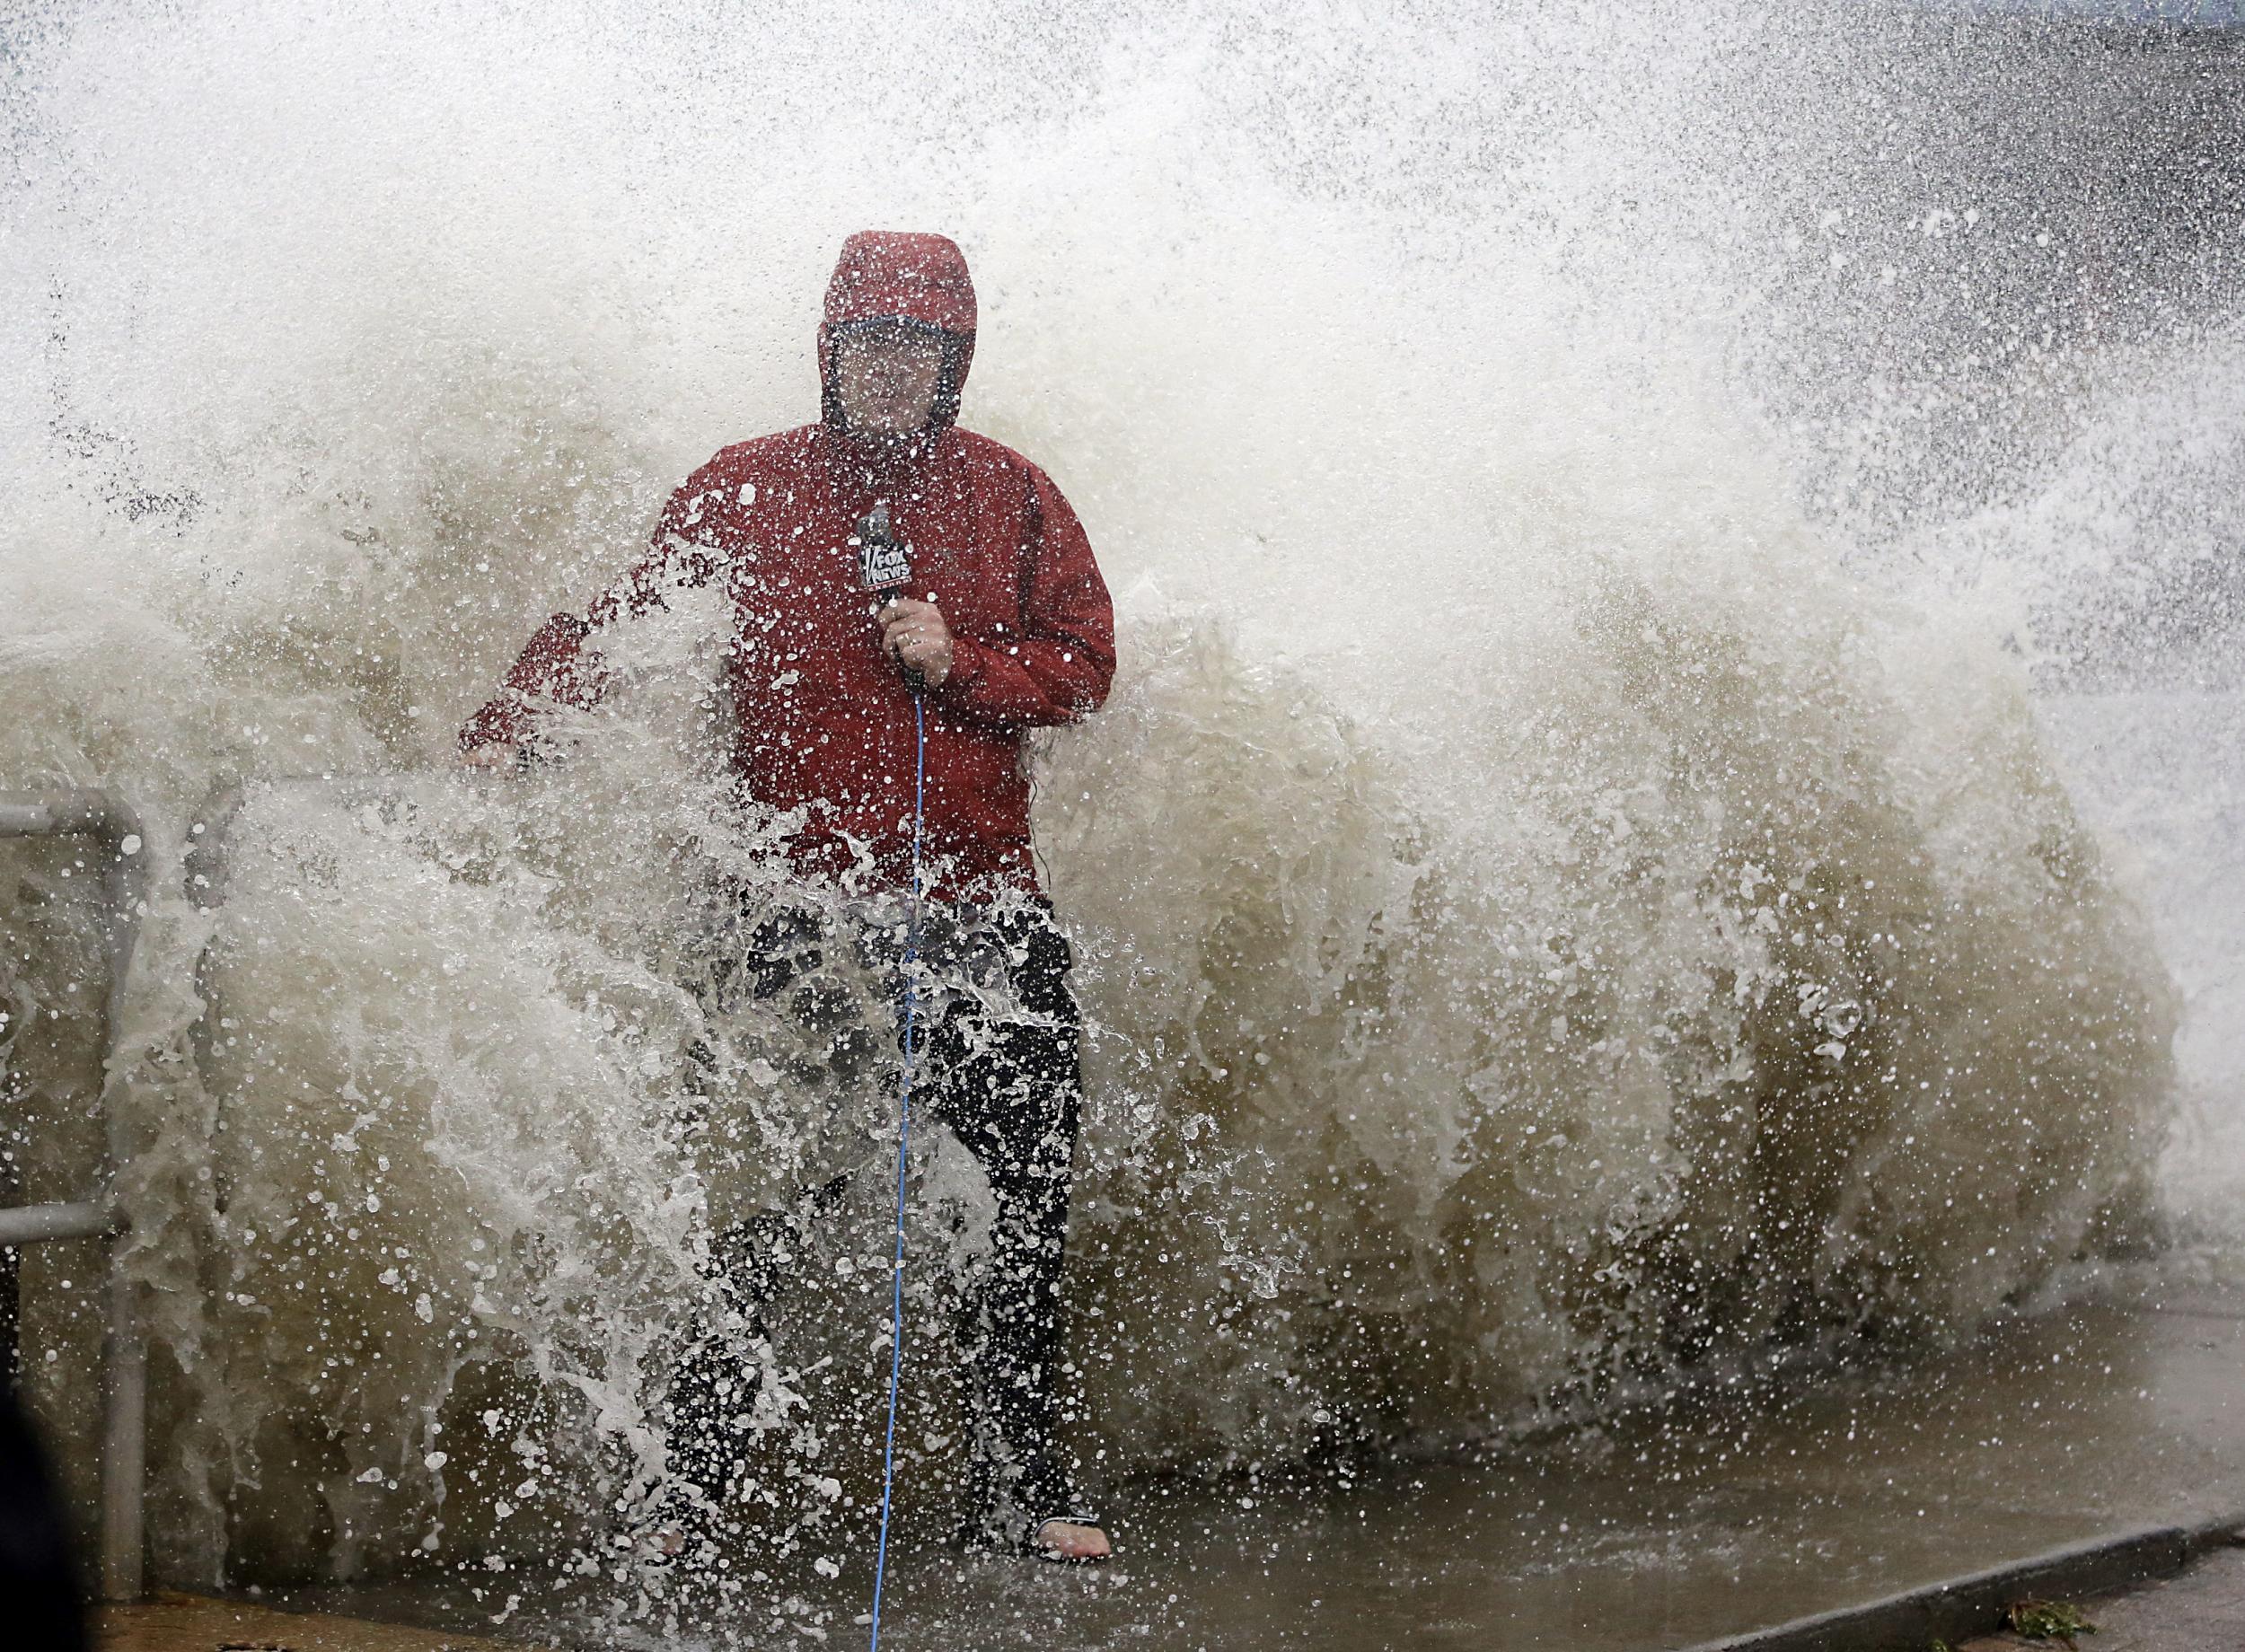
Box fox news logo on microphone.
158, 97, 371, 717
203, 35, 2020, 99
861, 535, 911, 594
857, 501, 911, 597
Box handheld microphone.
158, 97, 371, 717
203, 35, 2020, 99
857, 502, 922, 691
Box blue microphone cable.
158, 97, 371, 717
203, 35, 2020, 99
868, 688, 925, 1650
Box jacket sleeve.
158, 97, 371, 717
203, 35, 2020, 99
933, 462, 1115, 731
458, 459, 731, 751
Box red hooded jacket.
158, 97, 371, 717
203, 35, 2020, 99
460, 233, 1115, 897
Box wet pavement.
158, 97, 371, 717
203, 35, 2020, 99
1957, 1538, 2245, 1652
249, 1267, 2245, 1650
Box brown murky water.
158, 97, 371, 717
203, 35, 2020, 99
265, 1269, 2244, 1650
10, 10, 2241, 1650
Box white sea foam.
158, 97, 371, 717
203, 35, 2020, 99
0, 0, 2214, 1597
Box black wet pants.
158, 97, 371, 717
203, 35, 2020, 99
665, 898, 1087, 1544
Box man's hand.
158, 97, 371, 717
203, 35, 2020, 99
877, 597, 955, 689
461, 742, 521, 773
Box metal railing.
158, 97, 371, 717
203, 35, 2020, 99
0, 789, 147, 1601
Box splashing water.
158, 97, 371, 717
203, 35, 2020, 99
0, 0, 2229, 1621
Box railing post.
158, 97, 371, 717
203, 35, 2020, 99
96, 796, 146, 1604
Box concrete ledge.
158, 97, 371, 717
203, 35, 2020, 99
1674, 1513, 2245, 1652
100, 1591, 559, 1650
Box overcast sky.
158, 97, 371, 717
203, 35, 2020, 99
1923, 0, 2245, 20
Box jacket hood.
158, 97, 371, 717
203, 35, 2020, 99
818, 231, 978, 435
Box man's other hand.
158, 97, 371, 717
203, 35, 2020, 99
461, 743, 521, 773
878, 597, 955, 688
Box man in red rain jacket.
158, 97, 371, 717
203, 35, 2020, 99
461, 232, 1114, 1563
